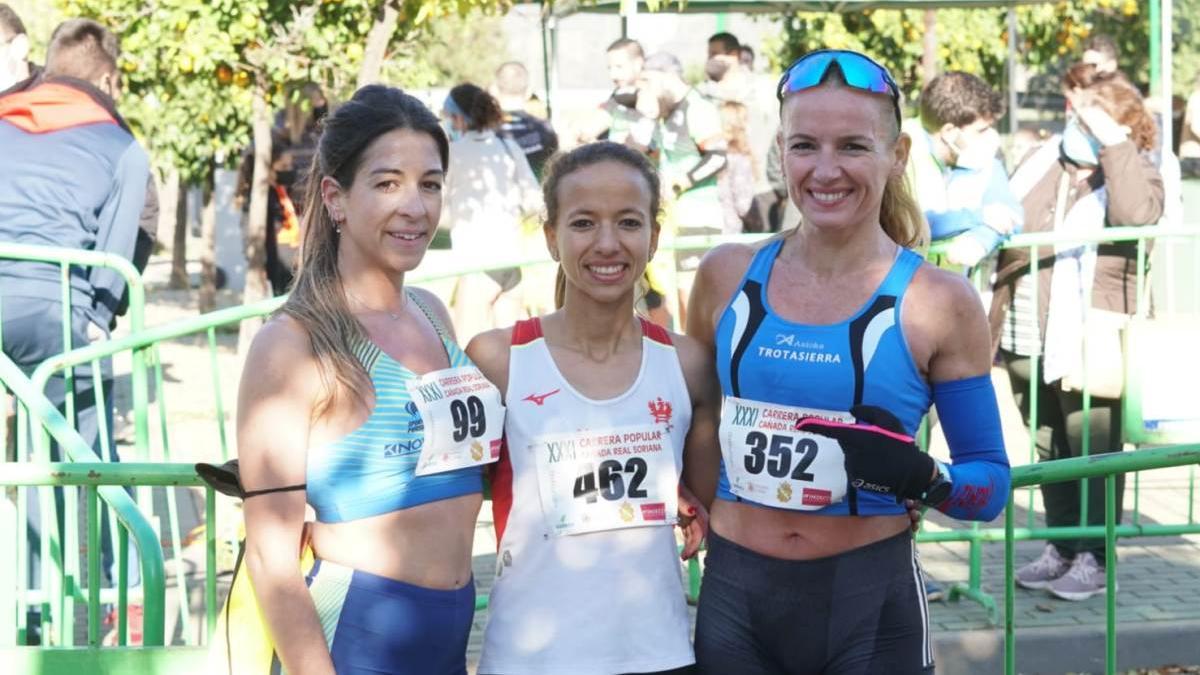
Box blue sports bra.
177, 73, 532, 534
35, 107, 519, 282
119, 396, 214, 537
305, 297, 484, 523
713, 238, 932, 516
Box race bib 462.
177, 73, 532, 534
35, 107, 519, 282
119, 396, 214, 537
532, 424, 679, 536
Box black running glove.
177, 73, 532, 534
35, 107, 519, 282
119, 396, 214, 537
794, 405, 935, 503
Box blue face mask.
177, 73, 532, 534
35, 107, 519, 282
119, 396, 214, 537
442, 119, 462, 142
1060, 118, 1102, 166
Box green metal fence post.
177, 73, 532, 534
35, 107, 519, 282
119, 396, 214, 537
1026, 245, 1040, 529
1105, 473, 1117, 675
87, 486, 100, 646
1004, 492, 1016, 675
207, 327, 230, 461
0, 492, 14, 646
118, 525, 128, 646
152, 346, 191, 643
206, 487, 217, 642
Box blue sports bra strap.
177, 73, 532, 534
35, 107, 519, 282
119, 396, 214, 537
406, 288, 451, 342
877, 247, 924, 298
744, 237, 785, 284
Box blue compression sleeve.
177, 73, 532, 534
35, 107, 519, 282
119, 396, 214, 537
932, 374, 1011, 521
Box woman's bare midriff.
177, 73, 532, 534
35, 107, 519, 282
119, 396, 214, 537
710, 499, 909, 560
310, 492, 482, 590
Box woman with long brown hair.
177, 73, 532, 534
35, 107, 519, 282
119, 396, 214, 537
235, 85, 504, 674
686, 50, 1010, 673
1001, 63, 1164, 601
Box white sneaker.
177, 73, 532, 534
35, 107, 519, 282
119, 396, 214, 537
1015, 544, 1071, 590
1048, 552, 1107, 601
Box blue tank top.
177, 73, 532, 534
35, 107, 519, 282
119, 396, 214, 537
306, 327, 484, 523
713, 239, 932, 516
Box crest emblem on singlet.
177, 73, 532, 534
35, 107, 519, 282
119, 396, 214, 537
648, 397, 673, 430
470, 441, 483, 461
777, 482, 793, 503
619, 501, 635, 523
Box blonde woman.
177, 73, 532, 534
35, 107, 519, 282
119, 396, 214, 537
686, 50, 1010, 673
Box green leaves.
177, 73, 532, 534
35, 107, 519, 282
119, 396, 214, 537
59, 0, 513, 185
777, 2, 1195, 108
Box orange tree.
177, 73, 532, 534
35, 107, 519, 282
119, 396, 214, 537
774, 0, 1197, 103
58, 0, 511, 329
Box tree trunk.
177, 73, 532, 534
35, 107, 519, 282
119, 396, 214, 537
168, 171, 189, 290
237, 86, 274, 357
358, 1, 400, 88
198, 175, 219, 313
922, 9, 938, 86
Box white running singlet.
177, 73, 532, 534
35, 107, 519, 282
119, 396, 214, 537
480, 317, 695, 675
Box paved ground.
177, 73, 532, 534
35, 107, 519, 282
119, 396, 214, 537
79, 219, 1200, 672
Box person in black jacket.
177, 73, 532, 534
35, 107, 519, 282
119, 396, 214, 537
493, 61, 558, 180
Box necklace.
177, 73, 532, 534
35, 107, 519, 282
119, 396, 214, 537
344, 288, 407, 321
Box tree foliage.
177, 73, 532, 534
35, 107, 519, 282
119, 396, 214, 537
58, 0, 512, 185
773, 0, 1198, 107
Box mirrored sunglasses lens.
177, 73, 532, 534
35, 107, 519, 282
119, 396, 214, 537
781, 52, 835, 95
832, 54, 892, 94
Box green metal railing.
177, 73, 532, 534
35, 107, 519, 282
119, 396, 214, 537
915, 225, 1200, 628
2, 433, 1194, 672
0, 355, 165, 648
0, 244, 152, 650
1004, 443, 1200, 675
3, 226, 1198, 671
0, 243, 148, 460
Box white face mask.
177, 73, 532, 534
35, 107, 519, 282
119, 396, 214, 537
951, 127, 1001, 170
0, 34, 30, 91
0, 48, 17, 91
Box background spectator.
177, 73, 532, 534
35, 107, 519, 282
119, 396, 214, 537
0, 17, 151, 639
635, 51, 726, 325
441, 83, 541, 342
236, 83, 327, 296
998, 64, 1163, 602
0, 3, 37, 94
492, 61, 558, 179
716, 101, 756, 235
905, 71, 1022, 270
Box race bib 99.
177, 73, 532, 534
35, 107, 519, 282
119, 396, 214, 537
532, 425, 679, 536
719, 396, 851, 510
406, 366, 505, 476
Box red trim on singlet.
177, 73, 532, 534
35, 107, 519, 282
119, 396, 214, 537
510, 317, 543, 346
489, 436, 514, 549
490, 319, 540, 547
638, 317, 673, 345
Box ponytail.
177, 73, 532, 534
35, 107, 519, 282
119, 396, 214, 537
879, 171, 928, 250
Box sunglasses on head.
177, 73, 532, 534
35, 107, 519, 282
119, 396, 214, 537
777, 49, 902, 126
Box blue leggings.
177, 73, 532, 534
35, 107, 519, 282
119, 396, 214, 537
306, 559, 475, 675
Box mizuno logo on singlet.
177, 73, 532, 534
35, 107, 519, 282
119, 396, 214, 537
523, 389, 561, 406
